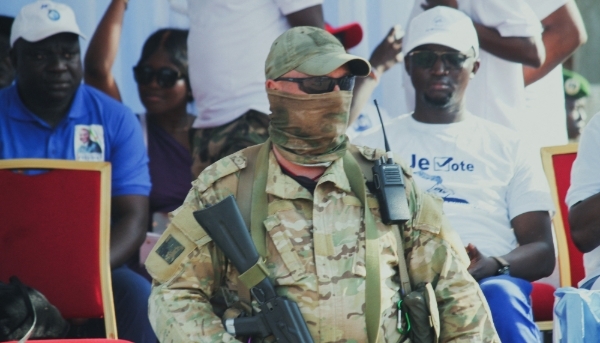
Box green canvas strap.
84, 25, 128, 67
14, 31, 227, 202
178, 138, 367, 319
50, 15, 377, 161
392, 224, 412, 295
348, 145, 373, 182
236, 143, 263, 305
237, 144, 261, 235
343, 151, 381, 343
250, 140, 272, 258
238, 257, 270, 288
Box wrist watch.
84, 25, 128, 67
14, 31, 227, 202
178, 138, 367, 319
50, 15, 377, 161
491, 256, 510, 276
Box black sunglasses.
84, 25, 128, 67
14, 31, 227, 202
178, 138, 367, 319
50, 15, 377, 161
274, 75, 356, 94
133, 66, 184, 88
408, 50, 473, 70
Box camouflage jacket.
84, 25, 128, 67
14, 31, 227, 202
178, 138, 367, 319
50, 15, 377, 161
146, 144, 500, 343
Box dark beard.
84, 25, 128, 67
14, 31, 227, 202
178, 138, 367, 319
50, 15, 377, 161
423, 94, 451, 108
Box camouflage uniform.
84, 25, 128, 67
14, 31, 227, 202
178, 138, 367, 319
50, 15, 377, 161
146, 144, 500, 343
190, 109, 269, 177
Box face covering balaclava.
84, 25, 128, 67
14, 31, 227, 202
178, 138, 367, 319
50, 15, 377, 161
267, 88, 352, 167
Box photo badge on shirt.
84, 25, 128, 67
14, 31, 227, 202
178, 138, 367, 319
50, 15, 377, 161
74, 124, 105, 161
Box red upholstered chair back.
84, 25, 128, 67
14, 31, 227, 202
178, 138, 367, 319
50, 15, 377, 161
0, 159, 118, 339
541, 144, 584, 287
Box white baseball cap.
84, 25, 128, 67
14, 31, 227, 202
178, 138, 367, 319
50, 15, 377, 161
10, 0, 85, 47
402, 6, 479, 58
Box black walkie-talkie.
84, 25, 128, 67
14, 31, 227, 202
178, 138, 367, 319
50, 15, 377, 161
371, 100, 411, 225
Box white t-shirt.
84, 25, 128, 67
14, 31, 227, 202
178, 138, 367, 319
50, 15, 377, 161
346, 103, 393, 141
175, 0, 323, 128
566, 113, 600, 287
523, 0, 569, 151
353, 113, 554, 257
403, 0, 542, 130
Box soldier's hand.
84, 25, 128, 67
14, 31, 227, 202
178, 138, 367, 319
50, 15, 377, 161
465, 243, 497, 281
422, 0, 459, 10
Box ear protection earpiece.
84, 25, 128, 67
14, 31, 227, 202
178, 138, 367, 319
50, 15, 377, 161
469, 73, 475, 79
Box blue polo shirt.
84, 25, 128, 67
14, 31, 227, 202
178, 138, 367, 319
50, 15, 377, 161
0, 84, 151, 197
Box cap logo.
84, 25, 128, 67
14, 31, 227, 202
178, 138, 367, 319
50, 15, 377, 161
433, 16, 444, 26
48, 9, 60, 21
565, 78, 581, 96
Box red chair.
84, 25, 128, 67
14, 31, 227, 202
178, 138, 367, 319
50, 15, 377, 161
0, 159, 131, 342
531, 143, 583, 331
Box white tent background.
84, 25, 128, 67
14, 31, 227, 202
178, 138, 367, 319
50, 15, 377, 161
1, 0, 415, 116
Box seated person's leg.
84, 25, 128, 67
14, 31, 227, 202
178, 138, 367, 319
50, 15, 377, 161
112, 264, 157, 343
479, 275, 539, 343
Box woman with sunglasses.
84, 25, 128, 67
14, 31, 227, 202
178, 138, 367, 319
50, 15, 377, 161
85, 2, 194, 240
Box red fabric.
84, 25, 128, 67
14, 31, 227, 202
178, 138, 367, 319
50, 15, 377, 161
325, 22, 363, 49
0, 168, 104, 319
552, 153, 585, 286
531, 282, 556, 321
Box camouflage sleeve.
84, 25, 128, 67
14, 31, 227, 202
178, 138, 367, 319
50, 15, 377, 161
403, 174, 500, 342
407, 229, 499, 342
148, 248, 238, 343
146, 189, 238, 343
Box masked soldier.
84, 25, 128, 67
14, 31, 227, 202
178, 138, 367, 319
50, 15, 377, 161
146, 26, 499, 343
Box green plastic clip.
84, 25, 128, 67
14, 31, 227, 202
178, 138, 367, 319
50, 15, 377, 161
396, 300, 411, 335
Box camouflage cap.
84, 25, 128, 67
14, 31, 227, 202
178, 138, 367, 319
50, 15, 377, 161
265, 26, 371, 80
563, 69, 591, 100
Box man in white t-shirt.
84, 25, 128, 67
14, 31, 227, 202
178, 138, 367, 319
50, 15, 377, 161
566, 114, 600, 290
169, 0, 324, 177
354, 8, 555, 342
522, 0, 587, 150
402, 0, 544, 130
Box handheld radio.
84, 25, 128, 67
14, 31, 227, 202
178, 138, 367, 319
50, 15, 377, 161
371, 100, 411, 224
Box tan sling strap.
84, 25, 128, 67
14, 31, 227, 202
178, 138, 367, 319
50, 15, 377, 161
342, 151, 382, 343
237, 144, 262, 237
235, 143, 263, 306
392, 224, 412, 295
249, 141, 272, 259
347, 146, 412, 294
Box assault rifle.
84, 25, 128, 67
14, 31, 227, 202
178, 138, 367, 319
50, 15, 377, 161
193, 195, 314, 343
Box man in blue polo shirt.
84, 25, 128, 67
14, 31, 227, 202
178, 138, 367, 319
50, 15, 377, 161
0, 2, 155, 342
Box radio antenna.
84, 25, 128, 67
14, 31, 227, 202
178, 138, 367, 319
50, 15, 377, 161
374, 100, 391, 152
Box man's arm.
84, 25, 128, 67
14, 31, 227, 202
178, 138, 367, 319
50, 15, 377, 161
110, 195, 148, 268
149, 243, 234, 342
570, 195, 600, 253
473, 24, 544, 67
285, 4, 324, 28
466, 211, 554, 281
350, 26, 403, 125
523, 1, 587, 86
567, 115, 600, 253
147, 194, 236, 342
410, 230, 499, 341
83, 0, 127, 101
423, 0, 545, 67
405, 190, 498, 341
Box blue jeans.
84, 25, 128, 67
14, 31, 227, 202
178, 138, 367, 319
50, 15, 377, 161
479, 275, 540, 343
112, 265, 157, 343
